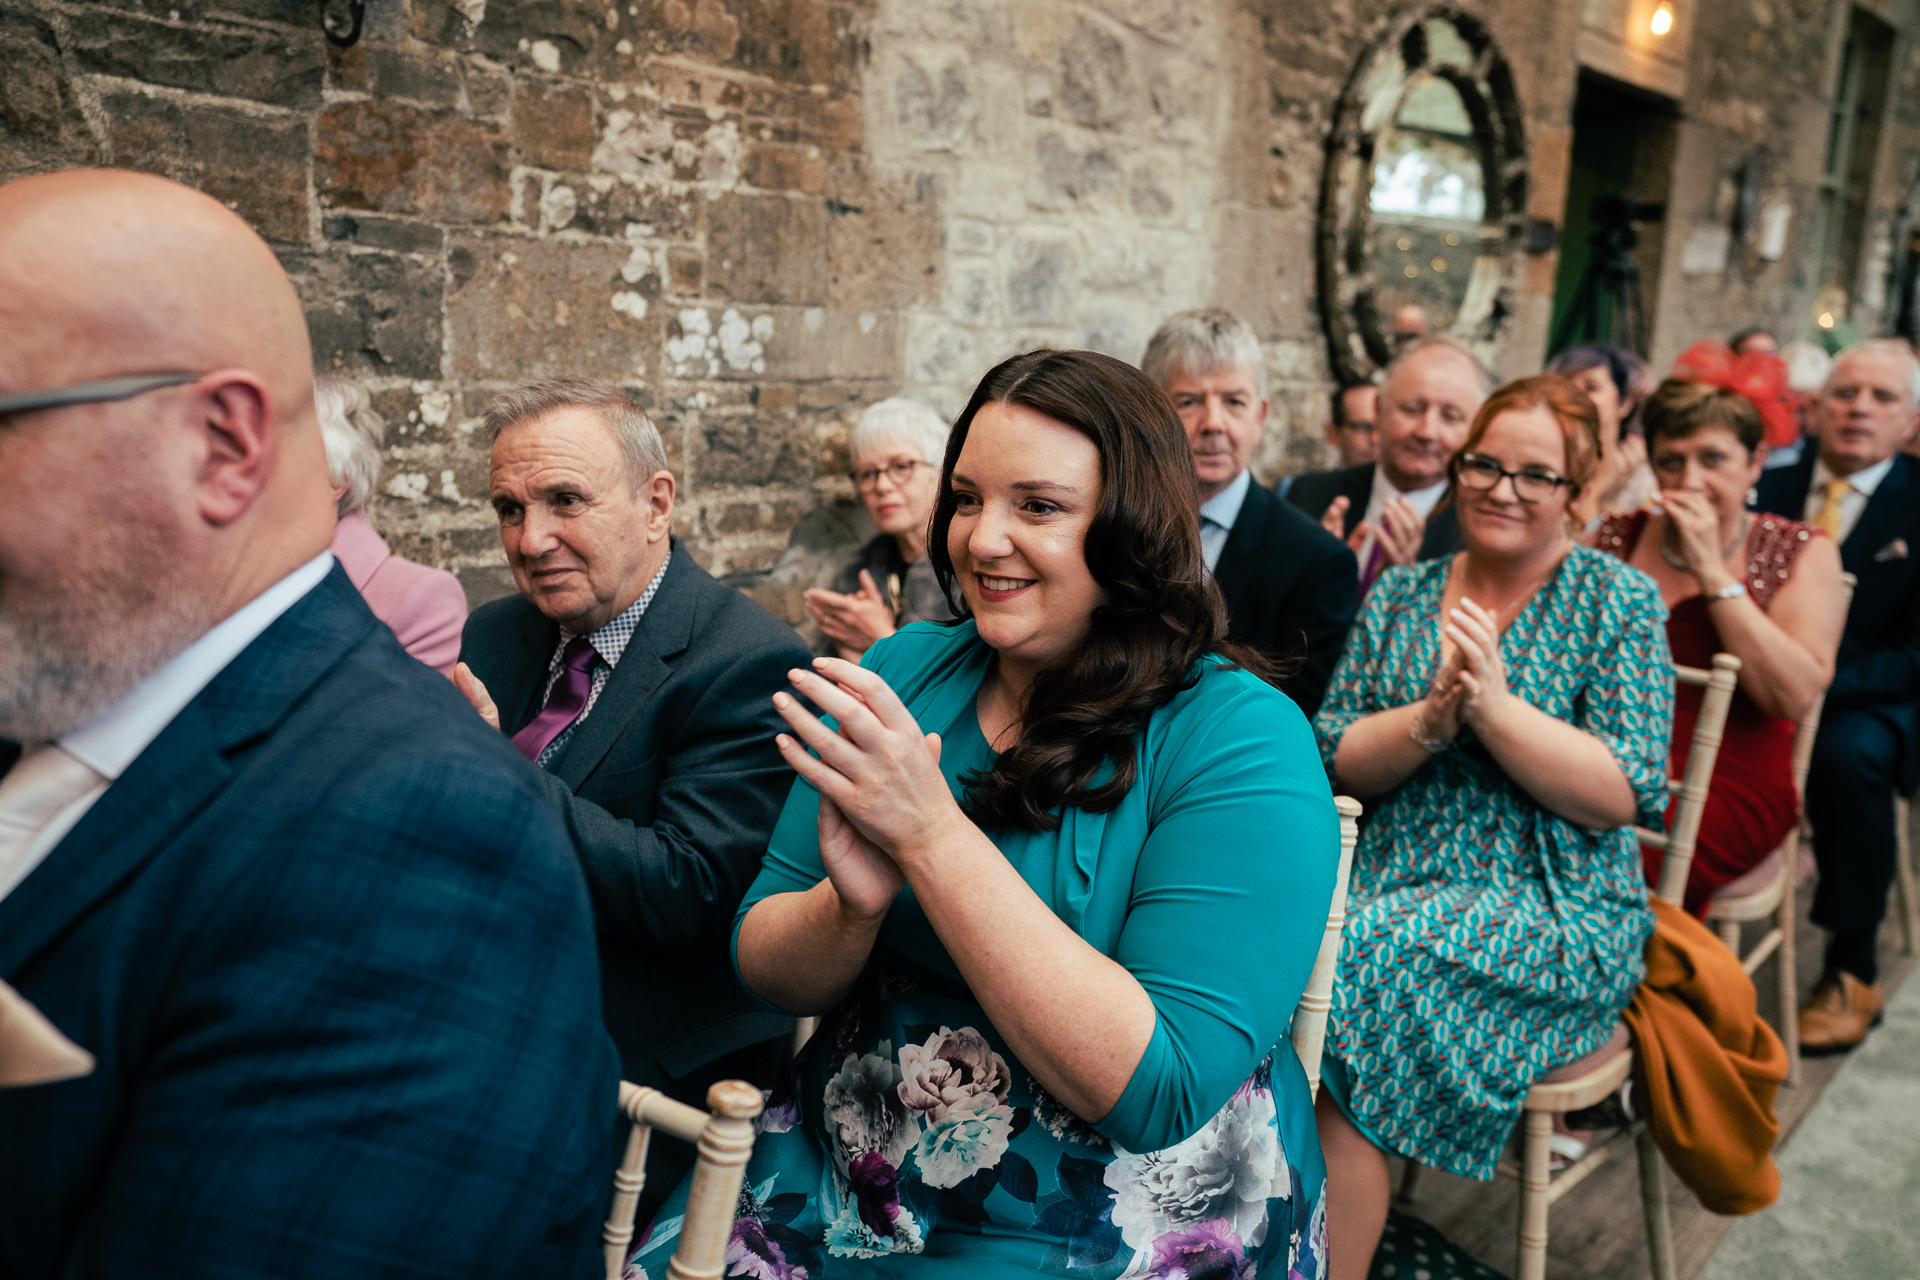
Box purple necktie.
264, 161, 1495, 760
512, 636, 599, 762
1358, 540, 1386, 597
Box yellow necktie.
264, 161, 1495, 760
1810, 478, 1850, 538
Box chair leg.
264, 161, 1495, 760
1635, 1125, 1677, 1280
1517, 1110, 1552, 1280
1779, 865, 1800, 1087
1396, 1159, 1423, 1204
1716, 918, 1742, 955
1895, 796, 1917, 957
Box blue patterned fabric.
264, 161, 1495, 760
1312, 544, 1672, 1179
631, 621, 1338, 1278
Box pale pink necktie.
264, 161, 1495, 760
0, 745, 107, 898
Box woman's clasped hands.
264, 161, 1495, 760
1421, 598, 1514, 744
771, 656, 961, 922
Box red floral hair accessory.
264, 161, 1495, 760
1669, 339, 1799, 449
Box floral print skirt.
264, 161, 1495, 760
628, 963, 1327, 1279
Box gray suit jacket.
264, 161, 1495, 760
459, 540, 811, 1089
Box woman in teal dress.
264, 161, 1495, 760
1311, 376, 1672, 1277
629, 350, 1338, 1279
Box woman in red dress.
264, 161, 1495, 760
1596, 348, 1846, 915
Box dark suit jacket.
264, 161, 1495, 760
0, 566, 617, 1280
1214, 479, 1360, 717
1285, 462, 1463, 561
459, 540, 809, 1091
1756, 454, 1920, 780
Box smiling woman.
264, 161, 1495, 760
628, 350, 1343, 1279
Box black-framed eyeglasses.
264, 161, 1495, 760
1453, 452, 1572, 503
0, 371, 206, 420
851, 458, 932, 491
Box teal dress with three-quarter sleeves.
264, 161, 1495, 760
628, 620, 1339, 1279
1311, 545, 1672, 1180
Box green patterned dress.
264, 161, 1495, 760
1312, 544, 1672, 1179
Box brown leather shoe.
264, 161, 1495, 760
1798, 972, 1885, 1057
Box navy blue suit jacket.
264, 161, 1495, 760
1212, 479, 1360, 717
459, 540, 807, 1091
1756, 452, 1920, 784
0, 565, 619, 1279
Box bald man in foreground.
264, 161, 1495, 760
0, 171, 618, 1277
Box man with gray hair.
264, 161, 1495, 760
453, 378, 810, 1214
1288, 334, 1490, 593
1142, 309, 1358, 716
1756, 337, 1920, 1053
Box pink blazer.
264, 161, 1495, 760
329, 512, 468, 675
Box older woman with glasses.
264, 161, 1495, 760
1312, 375, 1673, 1276
806, 398, 961, 660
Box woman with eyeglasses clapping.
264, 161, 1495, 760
1310, 375, 1674, 1276
805, 398, 961, 660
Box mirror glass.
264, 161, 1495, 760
1368, 66, 1485, 335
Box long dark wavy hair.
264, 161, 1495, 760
927, 349, 1283, 832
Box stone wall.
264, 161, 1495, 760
3, 0, 1916, 632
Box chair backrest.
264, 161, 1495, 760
1639, 653, 1741, 907
1787, 572, 1856, 806
602, 1079, 763, 1280
1291, 795, 1361, 1098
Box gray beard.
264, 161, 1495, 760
0, 573, 217, 744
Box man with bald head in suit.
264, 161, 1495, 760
0, 170, 617, 1278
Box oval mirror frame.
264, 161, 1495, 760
1316, 5, 1529, 387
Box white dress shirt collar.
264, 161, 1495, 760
1199, 468, 1254, 533
59, 552, 335, 781
1366, 465, 1450, 522
1811, 452, 1896, 498
1807, 453, 1896, 546
1198, 469, 1254, 573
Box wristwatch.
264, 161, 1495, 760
1708, 581, 1747, 603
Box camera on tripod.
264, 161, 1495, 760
1591, 194, 1667, 233
1551, 194, 1668, 353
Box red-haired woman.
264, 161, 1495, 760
1313, 375, 1673, 1275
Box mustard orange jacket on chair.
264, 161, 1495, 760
1623, 898, 1789, 1215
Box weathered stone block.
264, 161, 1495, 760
1056, 14, 1133, 131
906, 312, 981, 386
101, 89, 309, 242
317, 100, 510, 224
323, 213, 447, 256
745, 142, 827, 193
68, 10, 324, 109
663, 303, 898, 382
711, 494, 809, 535
893, 53, 973, 150
827, 182, 944, 310
693, 408, 813, 486
0, 8, 99, 178
1032, 130, 1121, 209
708, 192, 831, 303
512, 78, 596, 171
327, 43, 466, 109
1003, 233, 1074, 325
279, 248, 447, 380
83, 0, 312, 26
446, 235, 659, 380
565, 176, 701, 240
